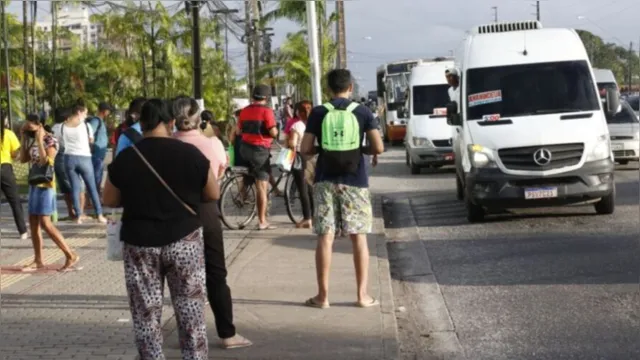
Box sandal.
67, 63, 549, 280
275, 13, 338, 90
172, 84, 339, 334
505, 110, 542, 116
220, 334, 253, 350
357, 297, 380, 308
304, 297, 330, 309
257, 224, 277, 230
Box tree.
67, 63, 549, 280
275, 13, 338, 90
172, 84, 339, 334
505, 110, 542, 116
577, 30, 640, 89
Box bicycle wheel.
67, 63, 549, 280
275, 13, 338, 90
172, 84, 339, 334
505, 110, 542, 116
219, 172, 257, 230
284, 172, 304, 224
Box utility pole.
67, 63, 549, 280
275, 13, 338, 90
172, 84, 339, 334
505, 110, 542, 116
263, 32, 276, 99
628, 41, 633, 92
536, 1, 540, 21
244, 1, 254, 93
1, 0, 12, 126
211, 8, 239, 120
251, 0, 261, 87
335, 0, 347, 69
23, 0, 29, 113
306, 1, 322, 105
51, 1, 58, 116
492, 6, 498, 23
190, 0, 203, 109
31, 0, 38, 112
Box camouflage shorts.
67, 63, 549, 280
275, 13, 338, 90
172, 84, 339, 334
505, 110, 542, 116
313, 182, 373, 235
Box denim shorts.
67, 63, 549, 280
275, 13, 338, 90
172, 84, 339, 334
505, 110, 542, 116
28, 186, 56, 216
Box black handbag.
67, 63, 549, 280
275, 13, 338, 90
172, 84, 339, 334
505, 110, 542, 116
28, 161, 55, 186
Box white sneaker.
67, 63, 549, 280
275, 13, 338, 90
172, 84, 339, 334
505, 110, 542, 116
20, 233, 29, 240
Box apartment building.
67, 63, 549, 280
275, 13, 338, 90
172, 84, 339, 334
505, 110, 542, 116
36, 5, 103, 52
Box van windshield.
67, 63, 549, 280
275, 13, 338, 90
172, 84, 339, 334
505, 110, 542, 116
466, 60, 600, 120
606, 102, 639, 124
412, 84, 450, 115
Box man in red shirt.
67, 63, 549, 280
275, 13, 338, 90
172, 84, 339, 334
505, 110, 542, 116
236, 84, 279, 230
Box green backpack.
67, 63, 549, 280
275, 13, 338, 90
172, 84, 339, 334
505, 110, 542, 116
320, 102, 361, 176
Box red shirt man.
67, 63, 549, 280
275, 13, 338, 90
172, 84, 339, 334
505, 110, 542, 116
235, 84, 279, 230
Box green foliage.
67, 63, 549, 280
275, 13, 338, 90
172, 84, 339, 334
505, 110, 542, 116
577, 30, 640, 88
1, 2, 238, 122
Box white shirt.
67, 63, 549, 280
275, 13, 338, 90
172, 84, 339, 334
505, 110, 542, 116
448, 86, 460, 104
53, 122, 94, 157
290, 120, 306, 152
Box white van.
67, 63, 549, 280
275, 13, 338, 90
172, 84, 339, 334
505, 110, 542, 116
593, 68, 618, 96
404, 59, 455, 174
447, 21, 618, 222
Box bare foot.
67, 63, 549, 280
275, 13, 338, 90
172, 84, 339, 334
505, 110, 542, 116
296, 220, 312, 229
59, 253, 80, 272
221, 334, 253, 349
97, 215, 108, 224
21, 260, 45, 272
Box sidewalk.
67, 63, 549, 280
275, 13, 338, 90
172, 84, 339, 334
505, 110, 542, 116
0, 200, 398, 360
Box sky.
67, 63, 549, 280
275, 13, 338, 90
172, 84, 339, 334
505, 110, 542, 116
7, 0, 640, 93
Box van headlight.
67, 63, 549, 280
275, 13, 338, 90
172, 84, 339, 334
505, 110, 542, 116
468, 144, 497, 168
413, 137, 433, 148
586, 134, 611, 162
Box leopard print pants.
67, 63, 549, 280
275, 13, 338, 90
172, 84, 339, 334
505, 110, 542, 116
123, 228, 208, 360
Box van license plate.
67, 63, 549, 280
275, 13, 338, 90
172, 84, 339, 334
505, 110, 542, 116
525, 187, 558, 199
611, 143, 623, 150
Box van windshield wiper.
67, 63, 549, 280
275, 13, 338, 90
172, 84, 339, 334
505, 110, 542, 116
528, 109, 588, 115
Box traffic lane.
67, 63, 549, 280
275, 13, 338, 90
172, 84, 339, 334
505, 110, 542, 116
411, 166, 639, 359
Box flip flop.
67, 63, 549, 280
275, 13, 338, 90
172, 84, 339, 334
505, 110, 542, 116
58, 265, 84, 273
357, 297, 380, 308
220, 335, 253, 350
257, 224, 277, 230
304, 297, 330, 309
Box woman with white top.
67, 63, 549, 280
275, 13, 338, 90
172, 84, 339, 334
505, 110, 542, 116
55, 100, 106, 224
286, 100, 314, 229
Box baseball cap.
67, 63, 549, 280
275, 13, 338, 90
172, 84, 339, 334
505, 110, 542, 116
445, 68, 459, 76
98, 102, 113, 112
252, 84, 271, 100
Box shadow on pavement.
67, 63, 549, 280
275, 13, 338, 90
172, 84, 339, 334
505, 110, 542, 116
270, 233, 384, 258
393, 231, 639, 286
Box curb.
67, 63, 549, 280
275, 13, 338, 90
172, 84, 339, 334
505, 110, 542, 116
373, 195, 400, 360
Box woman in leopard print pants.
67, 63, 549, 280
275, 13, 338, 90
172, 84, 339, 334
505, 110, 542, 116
104, 98, 220, 359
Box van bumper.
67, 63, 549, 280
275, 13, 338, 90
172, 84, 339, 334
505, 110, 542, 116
407, 146, 455, 166
465, 159, 615, 208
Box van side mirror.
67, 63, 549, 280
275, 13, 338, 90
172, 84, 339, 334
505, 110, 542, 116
446, 102, 461, 126
605, 88, 620, 116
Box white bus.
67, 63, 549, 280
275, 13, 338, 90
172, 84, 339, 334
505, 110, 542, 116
376, 59, 422, 143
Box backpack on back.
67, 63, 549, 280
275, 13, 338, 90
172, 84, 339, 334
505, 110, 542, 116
320, 102, 361, 176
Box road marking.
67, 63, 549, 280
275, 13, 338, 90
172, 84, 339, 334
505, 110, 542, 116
0, 230, 101, 290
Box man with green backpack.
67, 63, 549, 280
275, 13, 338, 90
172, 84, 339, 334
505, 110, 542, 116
300, 69, 385, 309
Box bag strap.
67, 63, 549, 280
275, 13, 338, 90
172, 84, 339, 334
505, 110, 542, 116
131, 144, 197, 216
345, 102, 359, 113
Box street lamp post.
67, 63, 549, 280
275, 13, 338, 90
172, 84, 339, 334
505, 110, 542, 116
191, 0, 204, 109
211, 9, 239, 119
306, 1, 322, 106
1, 0, 12, 126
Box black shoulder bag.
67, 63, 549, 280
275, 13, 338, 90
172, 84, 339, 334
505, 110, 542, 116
27, 139, 55, 186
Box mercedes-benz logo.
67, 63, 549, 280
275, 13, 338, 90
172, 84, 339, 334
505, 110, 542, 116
533, 148, 552, 166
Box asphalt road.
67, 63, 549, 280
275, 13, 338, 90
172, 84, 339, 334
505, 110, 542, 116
371, 147, 640, 360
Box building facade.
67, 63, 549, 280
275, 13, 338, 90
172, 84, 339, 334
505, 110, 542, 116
36, 5, 103, 52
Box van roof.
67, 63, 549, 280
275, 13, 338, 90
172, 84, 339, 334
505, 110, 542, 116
593, 68, 617, 84
410, 60, 454, 86
465, 28, 588, 69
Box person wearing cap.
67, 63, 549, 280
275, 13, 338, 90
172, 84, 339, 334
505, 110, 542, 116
86, 102, 112, 195
445, 68, 460, 103
233, 84, 279, 230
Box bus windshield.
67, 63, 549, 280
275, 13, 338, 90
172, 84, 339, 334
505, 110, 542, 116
385, 73, 410, 103
466, 60, 600, 120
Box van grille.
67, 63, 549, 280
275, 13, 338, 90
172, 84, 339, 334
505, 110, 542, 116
432, 139, 451, 147
498, 143, 584, 171
475, 21, 542, 34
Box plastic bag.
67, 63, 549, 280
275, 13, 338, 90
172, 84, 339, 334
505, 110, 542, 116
106, 210, 124, 261
275, 148, 296, 172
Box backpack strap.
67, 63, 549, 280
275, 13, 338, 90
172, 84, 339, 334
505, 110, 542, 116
345, 102, 359, 113
322, 103, 335, 111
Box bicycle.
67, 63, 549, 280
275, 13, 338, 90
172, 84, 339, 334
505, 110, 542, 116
218, 143, 310, 230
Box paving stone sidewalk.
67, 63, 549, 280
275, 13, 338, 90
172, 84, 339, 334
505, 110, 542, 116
0, 198, 398, 360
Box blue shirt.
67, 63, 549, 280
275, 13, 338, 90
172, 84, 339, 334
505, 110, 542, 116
86, 116, 108, 156
115, 122, 142, 156
305, 98, 378, 188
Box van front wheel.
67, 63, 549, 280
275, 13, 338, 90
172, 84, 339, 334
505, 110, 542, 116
466, 198, 485, 223
456, 175, 464, 201
594, 191, 615, 215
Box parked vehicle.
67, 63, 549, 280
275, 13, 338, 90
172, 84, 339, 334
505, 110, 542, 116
607, 100, 639, 165
626, 95, 639, 117
404, 58, 455, 174
447, 20, 617, 222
